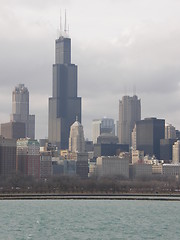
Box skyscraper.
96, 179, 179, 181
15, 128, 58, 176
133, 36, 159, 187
0, 135, 16, 178
133, 117, 165, 159
69, 119, 85, 153
92, 117, 115, 144
172, 140, 180, 164
118, 95, 141, 146
48, 21, 81, 150
165, 123, 176, 139
10, 84, 35, 139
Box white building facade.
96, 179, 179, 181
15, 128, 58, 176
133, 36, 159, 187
172, 141, 180, 164
69, 120, 85, 153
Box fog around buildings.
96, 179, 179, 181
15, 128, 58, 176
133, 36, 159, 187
1, 0, 180, 140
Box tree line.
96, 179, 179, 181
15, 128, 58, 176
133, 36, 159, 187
0, 174, 180, 194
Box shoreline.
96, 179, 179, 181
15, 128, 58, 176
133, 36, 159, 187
1, 193, 180, 201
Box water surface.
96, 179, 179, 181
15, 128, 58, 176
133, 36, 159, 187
0, 200, 179, 240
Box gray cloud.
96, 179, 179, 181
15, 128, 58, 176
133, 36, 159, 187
0, 0, 180, 139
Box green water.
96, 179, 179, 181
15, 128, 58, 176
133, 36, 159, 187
0, 200, 179, 240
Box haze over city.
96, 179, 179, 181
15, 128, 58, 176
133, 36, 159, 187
1, 0, 180, 139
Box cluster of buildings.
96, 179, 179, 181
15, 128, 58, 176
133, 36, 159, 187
1, 21, 180, 182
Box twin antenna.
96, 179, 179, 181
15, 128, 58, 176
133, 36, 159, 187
60, 9, 69, 37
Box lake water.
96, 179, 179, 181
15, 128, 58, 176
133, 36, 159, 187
0, 200, 180, 240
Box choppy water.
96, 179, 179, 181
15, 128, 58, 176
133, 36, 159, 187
0, 200, 180, 240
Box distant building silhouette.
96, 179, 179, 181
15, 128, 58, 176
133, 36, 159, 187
48, 23, 81, 150
118, 95, 141, 146
92, 117, 115, 144
10, 84, 35, 139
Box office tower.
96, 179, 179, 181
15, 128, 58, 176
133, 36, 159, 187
92, 117, 115, 144
10, 84, 35, 139
118, 95, 141, 146
0, 122, 25, 140
48, 21, 81, 150
172, 140, 180, 164
160, 139, 176, 163
76, 152, 89, 179
131, 124, 137, 150
69, 119, 85, 153
165, 123, 176, 139
16, 138, 40, 179
133, 118, 165, 159
0, 135, 16, 178
40, 151, 52, 179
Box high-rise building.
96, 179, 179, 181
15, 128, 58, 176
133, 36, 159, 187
16, 138, 40, 179
172, 140, 180, 164
0, 122, 25, 140
40, 151, 52, 179
165, 123, 176, 139
118, 95, 141, 146
160, 139, 176, 162
0, 135, 16, 178
133, 118, 165, 159
48, 22, 81, 150
92, 117, 115, 144
69, 119, 85, 153
10, 84, 35, 139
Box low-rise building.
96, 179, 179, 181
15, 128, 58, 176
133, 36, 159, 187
96, 156, 129, 178
130, 163, 152, 179
163, 164, 180, 178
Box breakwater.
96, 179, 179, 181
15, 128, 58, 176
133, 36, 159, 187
1, 193, 180, 200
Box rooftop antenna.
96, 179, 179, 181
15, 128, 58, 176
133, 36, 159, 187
64, 9, 67, 34
60, 9, 62, 36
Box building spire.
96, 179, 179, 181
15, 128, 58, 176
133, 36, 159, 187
60, 9, 63, 36
64, 9, 67, 34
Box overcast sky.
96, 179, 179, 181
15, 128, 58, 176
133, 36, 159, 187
1, 0, 180, 140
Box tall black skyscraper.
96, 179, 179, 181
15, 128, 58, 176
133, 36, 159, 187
48, 24, 81, 150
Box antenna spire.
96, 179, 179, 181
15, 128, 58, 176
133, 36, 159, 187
58, 10, 69, 38
60, 9, 62, 36
64, 9, 67, 33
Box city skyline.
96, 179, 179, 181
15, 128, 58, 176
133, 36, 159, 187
0, 0, 180, 140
